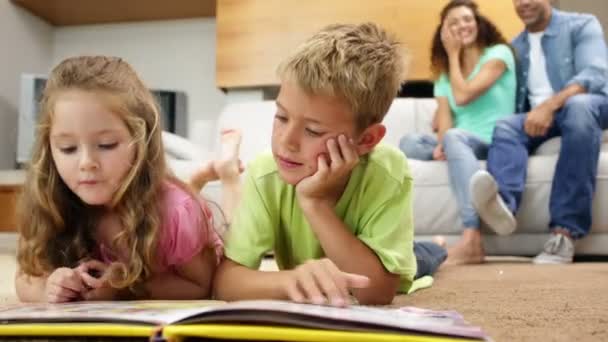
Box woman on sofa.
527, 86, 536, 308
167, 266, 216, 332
399, 0, 516, 264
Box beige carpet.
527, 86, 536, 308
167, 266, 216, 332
396, 259, 608, 342
2, 255, 607, 341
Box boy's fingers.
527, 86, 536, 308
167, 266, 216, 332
316, 154, 329, 176
338, 135, 358, 167
315, 262, 348, 307
296, 267, 325, 305
321, 260, 350, 300
343, 272, 371, 289
326, 139, 343, 169
284, 279, 305, 303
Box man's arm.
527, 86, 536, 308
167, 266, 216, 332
525, 83, 586, 137
565, 16, 608, 94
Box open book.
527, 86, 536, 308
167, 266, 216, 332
0, 300, 490, 341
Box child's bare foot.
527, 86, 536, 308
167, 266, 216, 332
446, 228, 485, 265
190, 161, 218, 191
214, 129, 242, 182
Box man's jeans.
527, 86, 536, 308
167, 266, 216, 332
414, 241, 447, 279
487, 94, 608, 239
399, 129, 489, 228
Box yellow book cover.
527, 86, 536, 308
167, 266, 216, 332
0, 300, 490, 341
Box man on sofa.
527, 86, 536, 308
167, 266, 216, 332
470, 0, 608, 264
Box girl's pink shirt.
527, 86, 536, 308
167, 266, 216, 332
98, 182, 224, 273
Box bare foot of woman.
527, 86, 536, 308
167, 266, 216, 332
446, 228, 485, 265
214, 129, 243, 183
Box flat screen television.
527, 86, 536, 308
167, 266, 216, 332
16, 74, 188, 165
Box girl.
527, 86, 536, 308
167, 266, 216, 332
399, 0, 516, 264
15, 56, 240, 303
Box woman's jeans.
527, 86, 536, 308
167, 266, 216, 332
400, 129, 489, 229
414, 241, 447, 279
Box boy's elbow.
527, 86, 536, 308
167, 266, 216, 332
353, 274, 400, 305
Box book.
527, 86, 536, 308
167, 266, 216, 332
0, 300, 490, 341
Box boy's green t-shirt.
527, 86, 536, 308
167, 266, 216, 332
224, 144, 417, 293
434, 43, 516, 143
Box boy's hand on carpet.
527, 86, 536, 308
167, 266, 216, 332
281, 258, 370, 307
44, 267, 86, 303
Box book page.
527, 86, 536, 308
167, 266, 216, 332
0, 300, 223, 325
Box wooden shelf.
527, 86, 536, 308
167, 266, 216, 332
11, 0, 216, 26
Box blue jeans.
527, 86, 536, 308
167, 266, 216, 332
414, 241, 447, 279
400, 129, 489, 228
487, 94, 608, 239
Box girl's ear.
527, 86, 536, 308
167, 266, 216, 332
355, 123, 386, 155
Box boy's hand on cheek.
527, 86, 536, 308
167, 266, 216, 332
280, 258, 370, 307
295, 135, 359, 207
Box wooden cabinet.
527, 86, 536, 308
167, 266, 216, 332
0, 171, 25, 232
216, 0, 523, 88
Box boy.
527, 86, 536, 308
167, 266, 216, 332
213, 23, 446, 306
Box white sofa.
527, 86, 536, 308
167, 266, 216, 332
166, 98, 608, 256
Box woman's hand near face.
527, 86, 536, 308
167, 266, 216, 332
441, 23, 462, 56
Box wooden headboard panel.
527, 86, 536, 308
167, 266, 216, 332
216, 0, 522, 89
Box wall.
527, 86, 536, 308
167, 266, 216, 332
52, 18, 225, 148
216, 0, 523, 88
0, 2, 52, 169
557, 0, 608, 41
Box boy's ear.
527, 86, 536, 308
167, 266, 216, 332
356, 123, 386, 155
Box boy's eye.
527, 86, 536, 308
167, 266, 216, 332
99, 142, 118, 150
305, 128, 323, 137
59, 146, 77, 154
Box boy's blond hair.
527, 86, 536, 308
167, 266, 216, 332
277, 22, 409, 130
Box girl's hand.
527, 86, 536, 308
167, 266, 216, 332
77, 259, 110, 289
280, 258, 370, 307
77, 259, 119, 300
44, 267, 85, 303
441, 23, 461, 56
